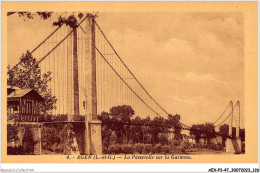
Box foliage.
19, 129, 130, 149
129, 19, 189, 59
208, 143, 223, 151
100, 109, 184, 154
7, 12, 97, 28
7, 146, 25, 155
7, 51, 57, 115
7, 113, 20, 122
98, 106, 182, 149
110, 105, 135, 121
219, 124, 245, 142
180, 138, 189, 153
7, 12, 52, 20
153, 144, 163, 154
7, 124, 19, 142
167, 114, 182, 140
58, 123, 78, 154
101, 125, 112, 149
73, 115, 85, 121
134, 143, 145, 154
42, 123, 79, 154
171, 139, 180, 146
143, 144, 153, 154
42, 122, 81, 154
22, 126, 35, 154
99, 105, 135, 144
219, 124, 229, 137
7, 12, 99, 116
41, 124, 64, 151
158, 133, 168, 145
104, 143, 183, 155
190, 123, 216, 143
121, 144, 134, 154
219, 124, 230, 143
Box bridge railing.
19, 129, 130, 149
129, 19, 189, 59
7, 113, 42, 122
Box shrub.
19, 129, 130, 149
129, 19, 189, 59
172, 146, 183, 154
51, 142, 59, 152
51, 142, 64, 154
105, 143, 185, 155
134, 143, 145, 154
121, 144, 133, 154
204, 143, 209, 149
208, 143, 223, 151
153, 144, 163, 154
42, 125, 63, 151
73, 115, 85, 121
107, 145, 115, 154
53, 114, 68, 121
158, 133, 168, 145
171, 139, 180, 146
22, 126, 35, 154
143, 144, 153, 154
180, 139, 189, 153
7, 113, 20, 122
161, 145, 171, 154
7, 146, 25, 155
113, 144, 122, 154
197, 143, 202, 149
7, 124, 19, 143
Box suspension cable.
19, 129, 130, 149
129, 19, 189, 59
8, 16, 88, 91
96, 46, 163, 117
215, 102, 238, 127
94, 21, 169, 116
95, 20, 195, 128
8, 25, 63, 73
212, 102, 230, 125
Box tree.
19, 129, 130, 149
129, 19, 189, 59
167, 114, 182, 141
180, 138, 189, 153
98, 105, 135, 144
141, 116, 152, 143
219, 124, 245, 142
7, 12, 98, 115
131, 116, 143, 143
7, 12, 52, 20
7, 12, 97, 29
7, 124, 19, 143
109, 105, 135, 144
98, 111, 112, 149
219, 124, 229, 146
150, 117, 167, 144
109, 105, 135, 122
8, 51, 57, 115
97, 105, 183, 146
41, 123, 63, 151
58, 123, 79, 154
219, 124, 229, 136
190, 123, 216, 143
22, 126, 35, 154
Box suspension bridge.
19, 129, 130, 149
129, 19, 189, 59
7, 14, 244, 155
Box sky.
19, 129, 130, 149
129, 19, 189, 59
7, 12, 244, 127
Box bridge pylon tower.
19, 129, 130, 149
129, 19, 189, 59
67, 15, 102, 155
226, 100, 242, 153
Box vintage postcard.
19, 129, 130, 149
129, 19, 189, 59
1, 1, 258, 166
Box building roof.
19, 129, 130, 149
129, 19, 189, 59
7, 87, 44, 101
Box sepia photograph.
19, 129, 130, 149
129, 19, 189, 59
1, 1, 258, 168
